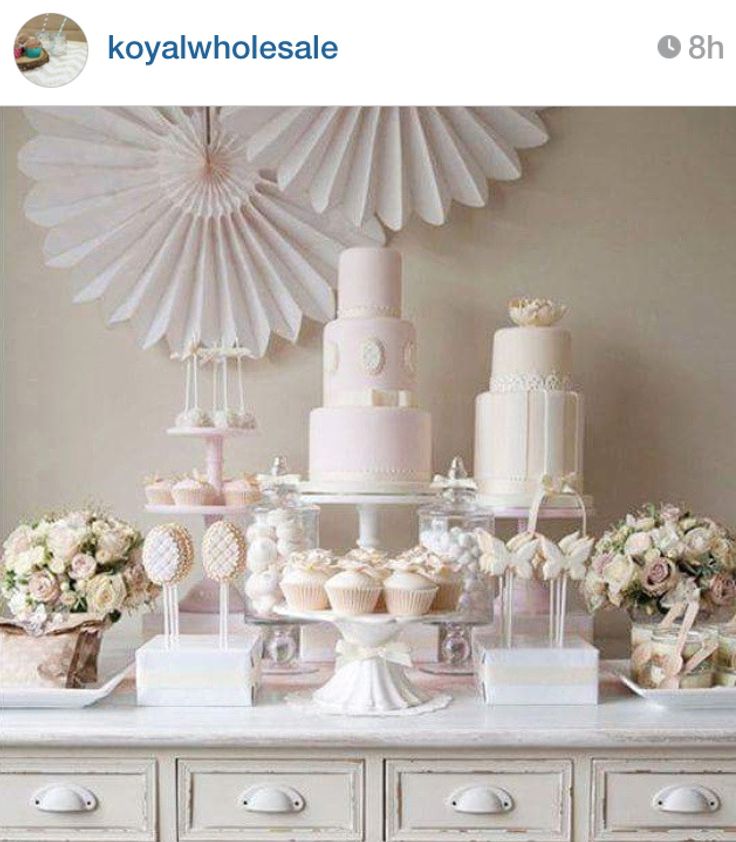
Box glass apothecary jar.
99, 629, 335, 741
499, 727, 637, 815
243, 456, 319, 672
417, 456, 494, 673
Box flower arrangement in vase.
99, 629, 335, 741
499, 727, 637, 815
582, 503, 736, 688
1, 509, 159, 688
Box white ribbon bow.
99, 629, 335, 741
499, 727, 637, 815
335, 639, 413, 670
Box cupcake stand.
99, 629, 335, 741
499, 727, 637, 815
145, 425, 257, 614
274, 605, 455, 715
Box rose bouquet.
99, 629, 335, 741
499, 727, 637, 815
582, 503, 736, 619
1, 509, 159, 634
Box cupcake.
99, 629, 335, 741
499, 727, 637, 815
23, 36, 42, 58
223, 473, 261, 507
175, 406, 213, 428
384, 549, 439, 616
172, 472, 218, 507
144, 474, 175, 506
325, 561, 382, 616
280, 549, 336, 611
344, 547, 389, 612
424, 555, 464, 611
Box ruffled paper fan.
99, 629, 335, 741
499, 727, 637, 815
223, 107, 549, 231
18, 107, 383, 358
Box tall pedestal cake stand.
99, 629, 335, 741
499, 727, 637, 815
274, 605, 454, 716
145, 427, 258, 614
301, 493, 431, 551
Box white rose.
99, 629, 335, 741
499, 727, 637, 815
602, 553, 638, 605
634, 517, 656, 531
3, 524, 34, 555
63, 511, 90, 530
60, 591, 77, 607
13, 546, 46, 576
96, 527, 131, 562
684, 526, 713, 557
95, 549, 113, 565
85, 573, 127, 616
583, 572, 607, 611
47, 524, 83, 562
49, 556, 68, 574
32, 520, 53, 542
8, 590, 29, 616
624, 532, 652, 557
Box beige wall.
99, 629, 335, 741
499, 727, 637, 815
2, 107, 736, 647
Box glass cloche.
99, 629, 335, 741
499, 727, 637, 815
418, 456, 495, 672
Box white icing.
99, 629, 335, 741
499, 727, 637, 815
490, 372, 573, 393
361, 338, 385, 375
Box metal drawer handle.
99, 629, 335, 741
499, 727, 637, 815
448, 785, 514, 814
31, 784, 97, 813
240, 785, 305, 814
653, 785, 720, 814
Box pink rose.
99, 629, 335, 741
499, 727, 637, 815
708, 573, 736, 607
70, 552, 97, 581
27, 570, 60, 604
641, 556, 678, 597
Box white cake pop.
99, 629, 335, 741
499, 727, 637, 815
202, 520, 247, 582
142, 523, 193, 648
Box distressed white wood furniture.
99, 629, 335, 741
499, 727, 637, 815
4, 663, 736, 841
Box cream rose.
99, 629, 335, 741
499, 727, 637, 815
601, 553, 638, 605
3, 524, 34, 556
624, 531, 652, 557
583, 572, 607, 611
684, 526, 713, 557
70, 552, 97, 580
96, 527, 131, 562
47, 524, 83, 562
86, 573, 127, 616
27, 570, 60, 604
8, 590, 29, 616
707, 572, 736, 607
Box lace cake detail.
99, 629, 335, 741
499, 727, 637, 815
338, 304, 401, 318
361, 338, 386, 375
403, 339, 416, 377
489, 372, 573, 393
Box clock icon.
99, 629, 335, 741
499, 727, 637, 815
658, 35, 682, 58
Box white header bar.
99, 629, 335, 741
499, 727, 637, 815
2, 0, 734, 105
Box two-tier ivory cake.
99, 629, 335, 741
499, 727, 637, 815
308, 247, 432, 493
474, 297, 584, 506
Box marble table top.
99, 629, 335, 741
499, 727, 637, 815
3, 658, 736, 750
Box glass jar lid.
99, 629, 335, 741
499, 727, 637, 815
419, 456, 490, 518
254, 456, 318, 513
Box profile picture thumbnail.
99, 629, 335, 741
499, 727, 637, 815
14, 13, 87, 87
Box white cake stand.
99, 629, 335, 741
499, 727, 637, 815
299, 493, 431, 551
274, 605, 454, 716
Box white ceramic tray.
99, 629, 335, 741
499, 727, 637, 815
0, 665, 131, 709
612, 660, 736, 709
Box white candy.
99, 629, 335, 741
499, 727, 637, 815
252, 594, 279, 616
246, 537, 278, 572
276, 539, 307, 558
246, 523, 273, 542
245, 568, 281, 599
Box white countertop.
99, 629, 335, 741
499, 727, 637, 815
3, 662, 736, 750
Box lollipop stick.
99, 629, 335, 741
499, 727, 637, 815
163, 585, 170, 649
558, 575, 568, 646
549, 580, 556, 643
174, 585, 180, 646
237, 352, 245, 413
184, 359, 191, 411
220, 582, 229, 649
222, 358, 229, 411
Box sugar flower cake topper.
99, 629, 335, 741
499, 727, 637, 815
509, 297, 567, 327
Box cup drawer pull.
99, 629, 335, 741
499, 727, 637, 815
448, 785, 514, 815
653, 785, 720, 814
240, 784, 305, 814
31, 784, 98, 813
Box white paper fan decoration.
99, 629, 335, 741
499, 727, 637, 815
18, 107, 384, 358
223, 107, 549, 231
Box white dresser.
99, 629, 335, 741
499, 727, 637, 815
2, 666, 736, 842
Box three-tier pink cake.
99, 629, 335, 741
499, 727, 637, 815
308, 247, 432, 493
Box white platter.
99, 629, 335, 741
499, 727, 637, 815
612, 660, 736, 709
0, 665, 131, 709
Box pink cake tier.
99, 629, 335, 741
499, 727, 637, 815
308, 246, 432, 493
323, 317, 416, 407
309, 406, 431, 492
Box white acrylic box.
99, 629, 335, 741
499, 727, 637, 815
136, 632, 261, 707
473, 632, 599, 705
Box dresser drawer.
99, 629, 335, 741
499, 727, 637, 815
386, 758, 572, 841
177, 758, 364, 840
592, 758, 736, 841
0, 758, 156, 841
